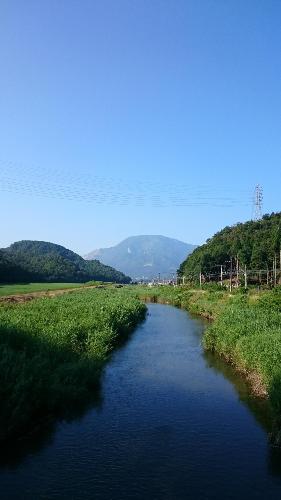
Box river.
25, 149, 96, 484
1, 303, 281, 499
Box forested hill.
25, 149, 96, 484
0, 250, 31, 283
0, 241, 131, 284
179, 212, 281, 278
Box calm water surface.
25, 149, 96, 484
1, 303, 281, 499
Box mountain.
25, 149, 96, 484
179, 212, 281, 279
85, 235, 196, 280
0, 240, 131, 284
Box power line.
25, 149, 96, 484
0, 158, 253, 209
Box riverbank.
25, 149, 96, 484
0, 288, 146, 441
2, 302, 280, 498
132, 285, 281, 430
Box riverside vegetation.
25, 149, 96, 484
2, 279, 281, 443
179, 211, 281, 279
133, 284, 281, 438
0, 287, 146, 441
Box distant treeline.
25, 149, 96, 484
0, 240, 131, 284
179, 212, 281, 279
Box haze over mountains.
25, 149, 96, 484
85, 235, 196, 280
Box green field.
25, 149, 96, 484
0, 287, 146, 440
0, 282, 85, 296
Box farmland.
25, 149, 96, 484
0, 282, 84, 297
0, 287, 146, 441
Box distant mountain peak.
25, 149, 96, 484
85, 235, 196, 280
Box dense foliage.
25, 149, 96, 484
0, 288, 146, 440
0, 250, 32, 283
179, 212, 281, 278
0, 240, 131, 284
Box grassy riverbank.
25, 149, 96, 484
0, 288, 146, 441
203, 289, 281, 410
133, 284, 228, 319
133, 285, 281, 416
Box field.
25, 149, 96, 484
0, 287, 146, 441
0, 282, 84, 297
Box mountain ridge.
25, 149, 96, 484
85, 235, 196, 280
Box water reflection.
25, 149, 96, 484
0, 319, 143, 470
0, 382, 103, 470
1, 303, 281, 500
269, 447, 281, 477
203, 350, 274, 435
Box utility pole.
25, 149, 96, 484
279, 247, 281, 284
229, 257, 233, 292
244, 265, 247, 289
236, 256, 239, 287
220, 265, 223, 287
199, 271, 202, 288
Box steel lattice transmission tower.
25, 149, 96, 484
252, 184, 263, 220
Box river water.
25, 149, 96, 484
1, 303, 281, 499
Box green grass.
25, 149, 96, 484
0, 282, 84, 296
203, 289, 281, 411
0, 288, 146, 440
132, 284, 228, 319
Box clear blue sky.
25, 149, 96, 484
1, 0, 280, 255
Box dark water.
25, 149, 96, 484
1, 304, 281, 499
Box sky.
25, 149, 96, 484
0, 0, 280, 255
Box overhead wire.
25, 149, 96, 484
0, 159, 252, 209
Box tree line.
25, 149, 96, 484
179, 212, 281, 283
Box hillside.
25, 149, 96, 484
179, 212, 281, 279
0, 250, 32, 283
85, 235, 196, 280
0, 241, 131, 284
